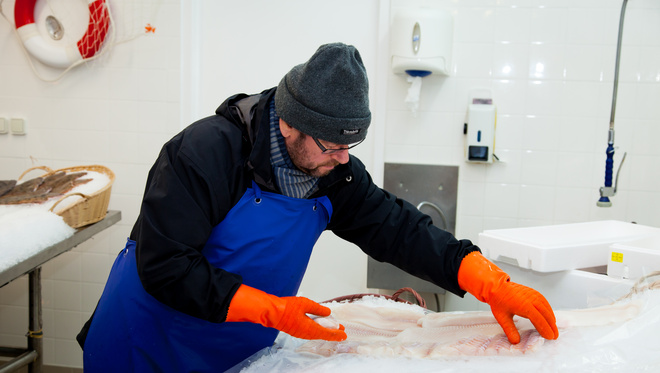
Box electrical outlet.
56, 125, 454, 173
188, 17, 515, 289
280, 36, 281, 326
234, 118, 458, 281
0, 118, 8, 134
10, 118, 26, 135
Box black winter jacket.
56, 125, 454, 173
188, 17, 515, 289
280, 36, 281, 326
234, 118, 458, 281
129, 87, 479, 324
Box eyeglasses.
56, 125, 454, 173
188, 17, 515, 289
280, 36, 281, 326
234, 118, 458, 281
312, 137, 364, 154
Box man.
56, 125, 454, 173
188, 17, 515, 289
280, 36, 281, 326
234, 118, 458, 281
78, 43, 558, 372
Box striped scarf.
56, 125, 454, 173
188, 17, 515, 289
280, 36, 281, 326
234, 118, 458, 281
269, 98, 319, 199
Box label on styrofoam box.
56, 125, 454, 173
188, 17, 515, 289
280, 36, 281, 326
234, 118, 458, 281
607, 235, 660, 280
611, 252, 624, 263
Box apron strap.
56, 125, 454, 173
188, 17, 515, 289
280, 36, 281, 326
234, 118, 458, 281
251, 180, 262, 202
314, 197, 333, 222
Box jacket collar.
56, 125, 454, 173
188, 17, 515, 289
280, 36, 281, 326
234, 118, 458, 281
216, 87, 353, 195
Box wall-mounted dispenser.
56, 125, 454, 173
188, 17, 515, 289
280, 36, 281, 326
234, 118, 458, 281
464, 93, 497, 163
390, 8, 453, 113
391, 8, 453, 76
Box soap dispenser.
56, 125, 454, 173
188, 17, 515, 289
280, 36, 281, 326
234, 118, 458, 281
464, 94, 497, 164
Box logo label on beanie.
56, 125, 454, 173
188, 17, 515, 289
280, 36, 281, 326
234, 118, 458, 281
341, 129, 360, 136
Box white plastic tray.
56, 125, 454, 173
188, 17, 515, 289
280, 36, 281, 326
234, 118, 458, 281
478, 220, 660, 273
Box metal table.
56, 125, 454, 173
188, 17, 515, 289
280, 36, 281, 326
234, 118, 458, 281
0, 210, 121, 373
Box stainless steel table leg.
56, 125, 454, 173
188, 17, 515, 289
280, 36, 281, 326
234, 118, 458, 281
28, 268, 42, 373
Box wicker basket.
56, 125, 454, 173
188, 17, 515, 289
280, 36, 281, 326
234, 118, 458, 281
19, 165, 115, 229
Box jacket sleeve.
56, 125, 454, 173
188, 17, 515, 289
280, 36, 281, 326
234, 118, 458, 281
327, 158, 479, 296
130, 119, 244, 323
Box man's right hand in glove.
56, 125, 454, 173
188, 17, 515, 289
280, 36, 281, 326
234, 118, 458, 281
225, 284, 347, 341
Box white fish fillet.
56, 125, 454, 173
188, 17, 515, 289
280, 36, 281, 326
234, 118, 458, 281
297, 299, 643, 359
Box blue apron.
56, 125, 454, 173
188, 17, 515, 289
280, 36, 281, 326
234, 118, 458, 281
83, 182, 332, 372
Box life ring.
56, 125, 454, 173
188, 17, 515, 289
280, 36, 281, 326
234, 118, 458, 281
14, 0, 110, 68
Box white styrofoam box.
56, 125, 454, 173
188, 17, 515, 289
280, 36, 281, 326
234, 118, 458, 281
495, 262, 634, 310
478, 220, 660, 272
445, 261, 635, 311
608, 235, 660, 280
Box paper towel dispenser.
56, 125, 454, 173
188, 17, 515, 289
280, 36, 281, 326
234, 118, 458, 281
391, 8, 453, 76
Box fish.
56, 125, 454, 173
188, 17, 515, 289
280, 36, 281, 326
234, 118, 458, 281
0, 176, 45, 203
296, 297, 643, 359
238, 279, 660, 372
0, 172, 91, 205
0, 180, 16, 198
145, 23, 156, 33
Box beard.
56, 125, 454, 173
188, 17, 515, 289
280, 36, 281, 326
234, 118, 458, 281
287, 134, 340, 178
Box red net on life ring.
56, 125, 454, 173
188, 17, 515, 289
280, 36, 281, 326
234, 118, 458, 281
77, 0, 110, 59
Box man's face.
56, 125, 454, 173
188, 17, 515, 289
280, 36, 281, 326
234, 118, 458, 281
280, 119, 350, 178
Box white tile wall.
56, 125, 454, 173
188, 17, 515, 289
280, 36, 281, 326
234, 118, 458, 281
0, 0, 180, 368
386, 0, 660, 243
0, 0, 659, 369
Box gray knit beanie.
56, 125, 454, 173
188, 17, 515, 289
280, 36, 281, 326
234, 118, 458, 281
275, 43, 371, 145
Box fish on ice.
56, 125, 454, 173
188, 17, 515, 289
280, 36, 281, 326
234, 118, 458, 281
296, 296, 643, 358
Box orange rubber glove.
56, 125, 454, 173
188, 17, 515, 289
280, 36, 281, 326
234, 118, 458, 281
458, 251, 559, 344
225, 284, 347, 341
